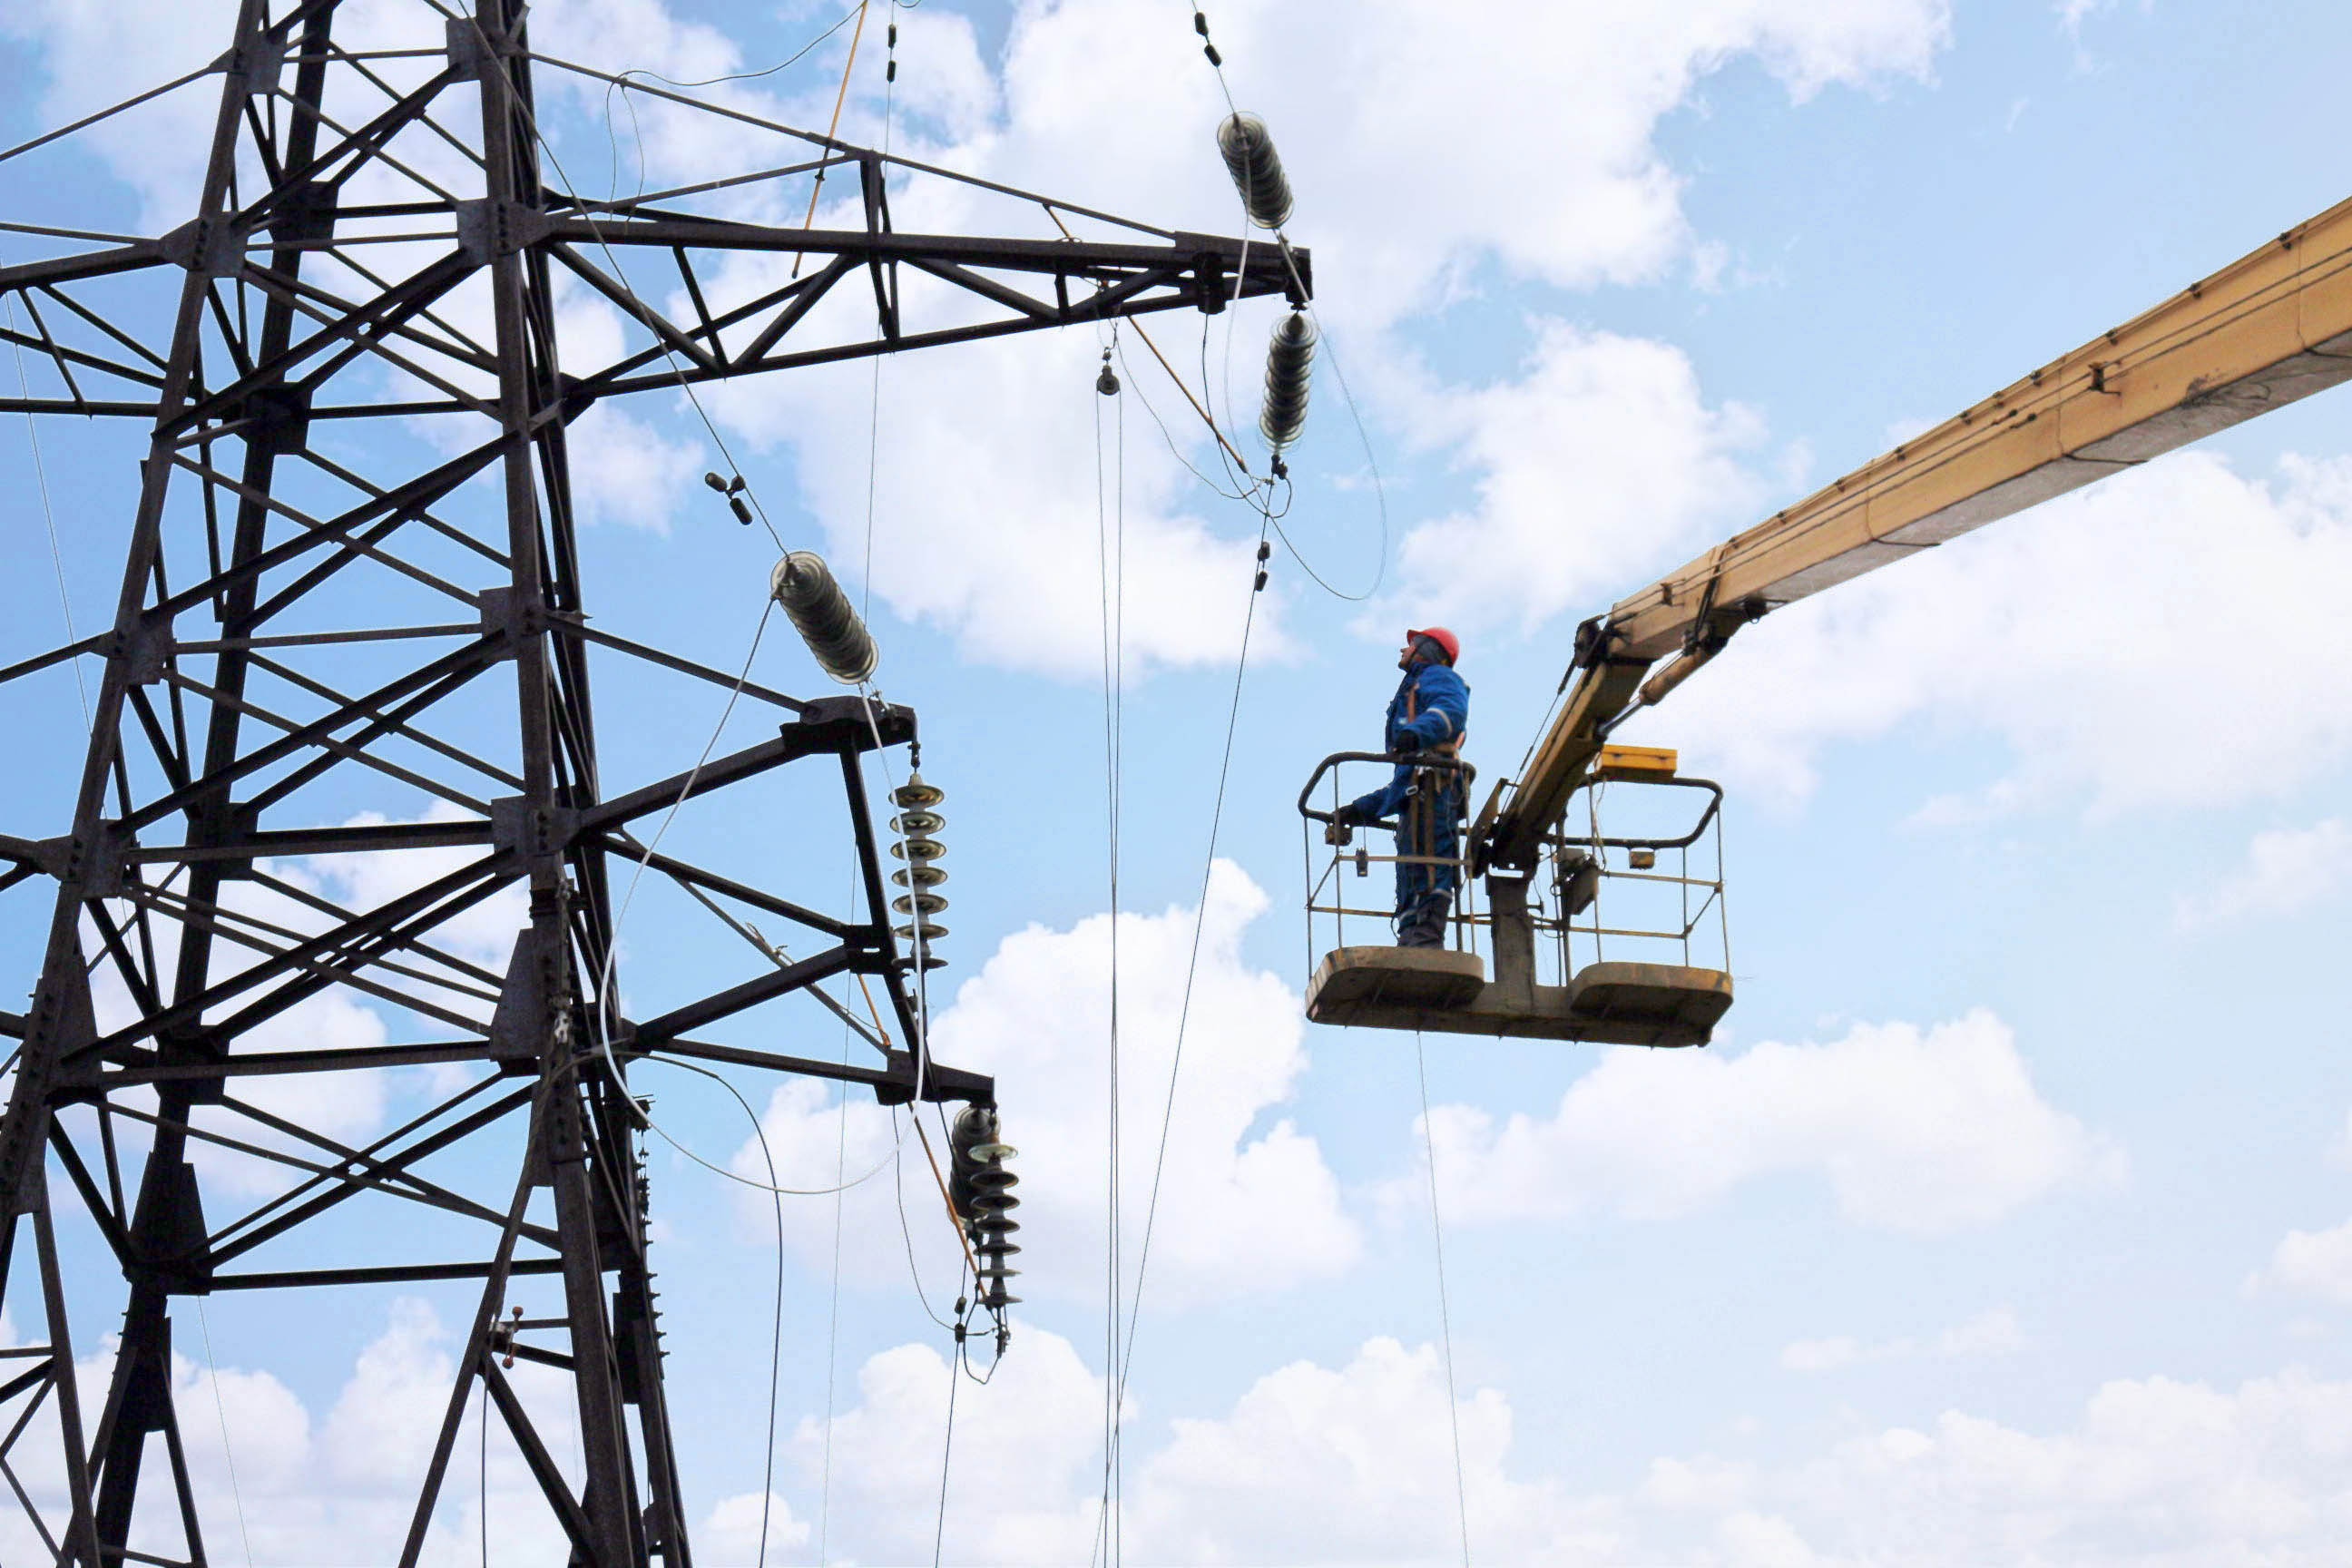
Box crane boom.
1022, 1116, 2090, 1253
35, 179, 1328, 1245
1484, 188, 2352, 870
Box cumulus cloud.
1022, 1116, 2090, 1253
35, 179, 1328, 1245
7, 0, 1956, 673
1780, 1307, 2023, 1373
1639, 453, 2352, 818
2256, 1220, 2352, 1308
1675, 1369, 2352, 1567
0, 1298, 583, 1566
2176, 818, 2352, 928
801, 1328, 1609, 1566
1380, 322, 1767, 632
799, 1327, 2352, 1567
730, 859, 1357, 1305
1398, 1011, 2120, 1234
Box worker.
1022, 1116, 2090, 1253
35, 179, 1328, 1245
1329, 627, 1469, 947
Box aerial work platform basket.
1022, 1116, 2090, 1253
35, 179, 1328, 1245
1297, 746, 1733, 1046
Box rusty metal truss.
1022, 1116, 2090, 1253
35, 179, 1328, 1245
0, 0, 1308, 1561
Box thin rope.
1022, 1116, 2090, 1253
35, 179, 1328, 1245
932, 1280, 965, 1568
652, 1056, 789, 1567
6, 294, 91, 730
1091, 356, 1131, 1564
791, 0, 873, 277
477, 1375, 488, 1566
1106, 516, 1271, 1516
449, 5, 790, 551
193, 1298, 255, 1568
1415, 1033, 1473, 1568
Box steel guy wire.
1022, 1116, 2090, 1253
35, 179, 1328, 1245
658, 1054, 791, 1568
1106, 513, 1273, 1534
1416, 1032, 1474, 1568
1092, 357, 1131, 1561
6, 292, 91, 731
932, 1264, 966, 1568
445, 3, 789, 552
587, 599, 911, 1199
194, 1296, 256, 1568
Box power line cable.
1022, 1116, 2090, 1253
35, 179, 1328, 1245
1415, 1032, 1474, 1568
1104, 516, 1272, 1538
654, 1054, 790, 1568
435, 0, 789, 552
6, 293, 91, 730
193, 1298, 254, 1568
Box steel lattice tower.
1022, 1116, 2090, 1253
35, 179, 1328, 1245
0, 2, 1307, 1561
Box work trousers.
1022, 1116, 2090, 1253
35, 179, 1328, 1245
1395, 774, 1462, 946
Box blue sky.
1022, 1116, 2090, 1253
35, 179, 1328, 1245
5, 0, 2352, 1563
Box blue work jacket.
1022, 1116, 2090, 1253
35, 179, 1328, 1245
1348, 661, 1470, 821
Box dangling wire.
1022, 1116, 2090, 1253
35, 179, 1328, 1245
791, 0, 874, 279
451, 5, 789, 552
1416, 1033, 1474, 1568
1103, 513, 1273, 1568
1091, 335, 1131, 1563
6, 294, 90, 730
194, 1298, 255, 1568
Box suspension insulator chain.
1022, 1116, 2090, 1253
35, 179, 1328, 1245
1216, 112, 1293, 230
770, 550, 879, 684
1259, 309, 1317, 451
948, 1106, 1022, 1309
890, 774, 948, 964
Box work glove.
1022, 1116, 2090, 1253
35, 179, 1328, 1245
1331, 801, 1368, 828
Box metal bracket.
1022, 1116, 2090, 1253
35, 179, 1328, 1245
158, 218, 245, 279
456, 199, 551, 264
491, 797, 579, 859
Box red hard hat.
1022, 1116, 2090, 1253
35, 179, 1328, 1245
1406, 626, 1460, 664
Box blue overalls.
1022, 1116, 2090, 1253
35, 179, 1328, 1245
1347, 660, 1470, 946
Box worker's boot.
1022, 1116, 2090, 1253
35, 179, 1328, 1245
1396, 893, 1451, 948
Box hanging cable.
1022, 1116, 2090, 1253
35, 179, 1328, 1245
1092, 348, 1130, 1558
1104, 515, 1272, 1556
652, 1055, 790, 1568
791, 0, 874, 278
1416, 1033, 1474, 1568
450, 5, 791, 552
932, 1275, 966, 1568
7, 294, 91, 731
194, 1298, 255, 1568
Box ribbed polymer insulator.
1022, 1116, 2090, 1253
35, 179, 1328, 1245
892, 891, 948, 916
891, 864, 947, 889
889, 837, 946, 863
1217, 112, 1293, 230
1259, 310, 1317, 450
891, 809, 946, 835
769, 551, 878, 684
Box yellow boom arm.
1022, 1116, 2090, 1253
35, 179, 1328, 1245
1482, 190, 2352, 869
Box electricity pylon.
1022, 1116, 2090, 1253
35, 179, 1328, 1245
0, 2, 1307, 1562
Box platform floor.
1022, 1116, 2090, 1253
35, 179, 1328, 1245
1307, 947, 1732, 1047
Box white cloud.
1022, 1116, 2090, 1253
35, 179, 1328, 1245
799, 1331, 2352, 1567
1380, 322, 1766, 633
730, 859, 1357, 1305
697, 1491, 813, 1568
1701, 1369, 2352, 1567
2177, 819, 2352, 928
1781, 1307, 2023, 1373
9, 0, 1955, 675
2258, 1220, 2352, 1308
801, 1328, 1611, 1566
1645, 453, 2352, 817
0, 1297, 584, 1567
792, 1328, 1109, 1565
1401, 1011, 2120, 1234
